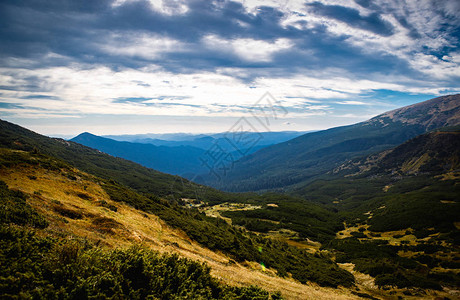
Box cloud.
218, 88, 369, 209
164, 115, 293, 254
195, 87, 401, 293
113, 0, 189, 15
2, 62, 457, 124
306, 2, 394, 36
112, 97, 153, 104
336, 100, 366, 105
99, 33, 185, 60
202, 35, 293, 62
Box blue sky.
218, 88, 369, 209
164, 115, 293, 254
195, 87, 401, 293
0, 0, 459, 135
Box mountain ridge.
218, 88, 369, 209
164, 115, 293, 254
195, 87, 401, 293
71, 132, 207, 176
201, 94, 460, 192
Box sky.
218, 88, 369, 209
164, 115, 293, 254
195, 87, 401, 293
0, 0, 459, 136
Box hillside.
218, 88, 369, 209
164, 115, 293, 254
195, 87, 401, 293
0, 119, 218, 200
293, 129, 460, 232
71, 132, 207, 176
333, 129, 460, 176
223, 130, 460, 297
0, 118, 342, 243
201, 94, 460, 192
0, 149, 363, 299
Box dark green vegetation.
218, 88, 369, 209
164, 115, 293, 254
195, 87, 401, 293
293, 130, 460, 236
0, 180, 48, 228
106, 182, 354, 286
294, 130, 460, 290
294, 174, 459, 236
325, 238, 459, 289
220, 194, 343, 243
202, 94, 460, 192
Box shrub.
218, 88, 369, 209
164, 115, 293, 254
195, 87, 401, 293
0, 225, 280, 299
0, 180, 48, 228
52, 205, 83, 220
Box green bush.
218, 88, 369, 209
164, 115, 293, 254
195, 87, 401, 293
0, 180, 48, 228
0, 225, 279, 299
324, 238, 446, 289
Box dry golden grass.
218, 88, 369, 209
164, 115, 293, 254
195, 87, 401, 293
336, 224, 420, 246
200, 202, 262, 225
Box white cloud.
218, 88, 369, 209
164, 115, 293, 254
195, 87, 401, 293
112, 0, 189, 15
273, 0, 460, 80
409, 53, 460, 79
99, 33, 184, 60
336, 100, 367, 105
203, 35, 293, 62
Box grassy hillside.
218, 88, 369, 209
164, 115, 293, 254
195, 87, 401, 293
0, 119, 346, 243
1, 148, 456, 299
0, 119, 211, 199
0, 181, 277, 299
0, 148, 355, 293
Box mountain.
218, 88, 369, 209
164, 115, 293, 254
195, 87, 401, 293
0, 118, 342, 242
291, 127, 460, 233
0, 119, 212, 199
71, 132, 207, 176
202, 94, 460, 192
105, 131, 308, 149
333, 128, 460, 176
0, 149, 312, 299
70, 131, 308, 179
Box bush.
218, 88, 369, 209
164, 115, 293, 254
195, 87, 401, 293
0, 180, 48, 228
0, 225, 279, 299
350, 231, 367, 238
52, 205, 83, 220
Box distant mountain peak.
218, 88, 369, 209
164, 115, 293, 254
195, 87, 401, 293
73, 132, 98, 139
370, 94, 460, 129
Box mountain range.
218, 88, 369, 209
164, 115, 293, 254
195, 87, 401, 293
202, 94, 460, 192
71, 131, 307, 177
69, 95, 459, 190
